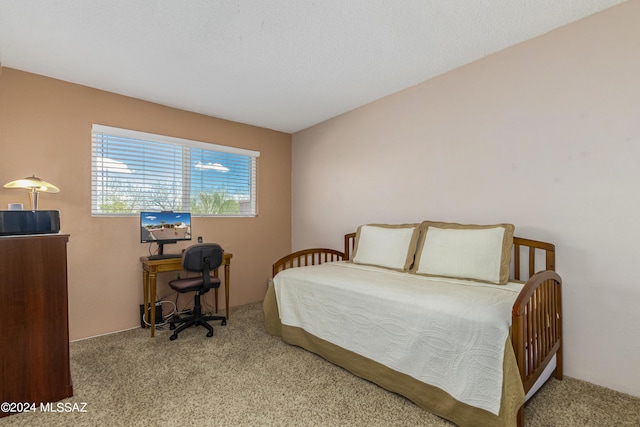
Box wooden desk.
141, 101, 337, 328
140, 252, 232, 337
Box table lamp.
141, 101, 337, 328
3, 175, 60, 210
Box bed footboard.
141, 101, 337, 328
272, 248, 345, 277
512, 271, 563, 390
510, 239, 562, 427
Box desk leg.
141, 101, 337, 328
213, 269, 219, 313
149, 271, 157, 337
142, 269, 149, 330
225, 263, 230, 319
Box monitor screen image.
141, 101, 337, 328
140, 211, 192, 245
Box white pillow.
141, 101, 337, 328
413, 224, 514, 284
352, 224, 419, 271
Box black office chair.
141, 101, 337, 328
168, 243, 227, 340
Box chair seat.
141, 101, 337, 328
169, 276, 221, 293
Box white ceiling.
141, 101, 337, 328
0, 0, 627, 134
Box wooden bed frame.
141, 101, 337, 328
273, 233, 562, 427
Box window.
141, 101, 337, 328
91, 124, 259, 216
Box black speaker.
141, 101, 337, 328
139, 303, 163, 328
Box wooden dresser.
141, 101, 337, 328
0, 234, 73, 417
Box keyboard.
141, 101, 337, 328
148, 254, 182, 260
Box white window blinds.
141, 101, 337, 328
91, 124, 259, 216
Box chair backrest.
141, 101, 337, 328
182, 243, 224, 273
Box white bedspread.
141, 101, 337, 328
274, 261, 523, 415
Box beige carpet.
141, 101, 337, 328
2, 302, 639, 427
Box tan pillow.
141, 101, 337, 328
411, 221, 515, 284
352, 223, 421, 271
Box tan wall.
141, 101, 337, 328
0, 68, 292, 340
292, 2, 640, 397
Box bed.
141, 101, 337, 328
264, 222, 562, 427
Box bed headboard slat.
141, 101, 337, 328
512, 236, 556, 281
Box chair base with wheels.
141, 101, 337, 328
167, 243, 227, 340
168, 293, 227, 340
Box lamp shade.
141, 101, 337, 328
4, 175, 60, 193
4, 175, 60, 210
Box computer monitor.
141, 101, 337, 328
140, 211, 192, 255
